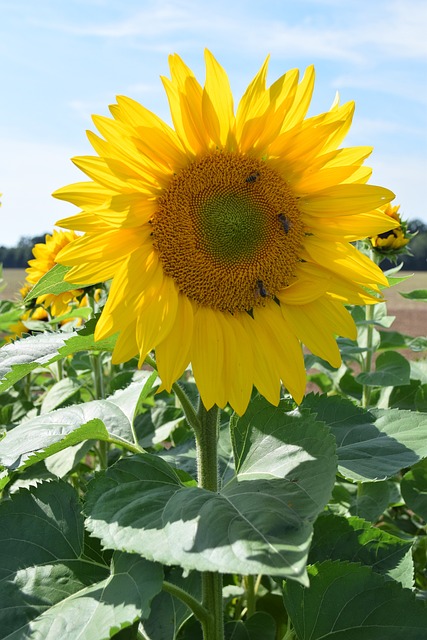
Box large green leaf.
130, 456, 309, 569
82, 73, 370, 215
224, 612, 276, 639
401, 458, 427, 520
309, 513, 414, 588
0, 318, 117, 392
0, 375, 156, 473
0, 480, 163, 640
283, 560, 427, 639
85, 400, 337, 583
356, 351, 411, 387
303, 394, 427, 481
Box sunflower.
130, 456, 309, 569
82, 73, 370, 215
53, 50, 397, 415
26, 230, 84, 316
370, 203, 410, 253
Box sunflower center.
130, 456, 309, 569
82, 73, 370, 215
153, 151, 304, 312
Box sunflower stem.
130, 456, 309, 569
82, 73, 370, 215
196, 401, 224, 640
144, 353, 201, 435
361, 247, 378, 409
361, 302, 375, 408
91, 352, 108, 469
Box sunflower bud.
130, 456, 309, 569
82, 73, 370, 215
370, 204, 413, 258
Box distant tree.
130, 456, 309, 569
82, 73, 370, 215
0, 234, 47, 268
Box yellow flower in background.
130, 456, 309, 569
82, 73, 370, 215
370, 203, 410, 252
54, 50, 397, 415
26, 230, 84, 316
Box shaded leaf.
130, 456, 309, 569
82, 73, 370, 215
303, 394, 427, 481
356, 351, 411, 387
309, 513, 414, 588
0, 480, 163, 640
283, 560, 427, 639
141, 569, 201, 640
401, 459, 427, 520
224, 612, 276, 639
85, 397, 337, 584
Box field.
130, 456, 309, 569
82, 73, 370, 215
2, 268, 425, 338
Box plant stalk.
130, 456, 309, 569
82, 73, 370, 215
361, 301, 375, 408
196, 401, 224, 640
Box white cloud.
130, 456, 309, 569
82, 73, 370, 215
30, 0, 427, 65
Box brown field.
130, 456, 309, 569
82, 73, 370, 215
1, 268, 426, 339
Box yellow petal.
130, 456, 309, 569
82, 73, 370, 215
281, 65, 315, 132
155, 294, 194, 390
240, 311, 281, 406
136, 276, 179, 364
190, 306, 225, 410
254, 301, 306, 404
299, 184, 395, 217
52, 181, 115, 207
111, 319, 138, 364
303, 237, 389, 287
281, 302, 342, 368
56, 227, 151, 265
219, 313, 254, 416
202, 49, 235, 148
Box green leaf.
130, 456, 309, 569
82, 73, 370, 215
356, 351, 411, 387
283, 560, 427, 639
40, 377, 81, 413
379, 330, 427, 353
141, 569, 201, 640
0, 480, 163, 640
302, 394, 427, 481
350, 480, 392, 522
224, 612, 276, 639
0, 318, 117, 392
85, 399, 337, 583
0, 381, 151, 471
401, 459, 427, 520
309, 513, 414, 588
400, 289, 427, 302
23, 263, 86, 302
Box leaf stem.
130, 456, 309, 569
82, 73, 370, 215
162, 580, 211, 626
196, 401, 224, 640
144, 354, 201, 435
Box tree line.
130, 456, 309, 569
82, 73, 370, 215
1, 221, 426, 270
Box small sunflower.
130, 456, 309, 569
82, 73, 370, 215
54, 51, 397, 415
26, 230, 84, 316
370, 203, 411, 254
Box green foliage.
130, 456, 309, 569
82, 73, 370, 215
0, 261, 426, 639
0, 480, 163, 639
283, 560, 427, 639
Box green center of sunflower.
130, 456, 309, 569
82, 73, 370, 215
153, 151, 304, 312
199, 193, 267, 263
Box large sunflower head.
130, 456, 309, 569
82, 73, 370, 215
26, 229, 85, 317
54, 50, 397, 415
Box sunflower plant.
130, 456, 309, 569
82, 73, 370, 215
0, 51, 427, 640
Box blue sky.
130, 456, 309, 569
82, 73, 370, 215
1, 0, 426, 246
